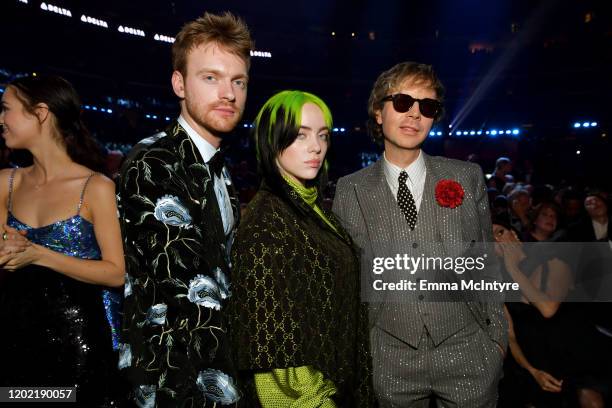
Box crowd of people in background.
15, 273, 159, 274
0, 9, 610, 408
1, 96, 610, 406
486, 156, 612, 407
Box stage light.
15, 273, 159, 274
485, 131, 490, 135
469, 131, 475, 135
505, 130, 511, 134
477, 130, 482, 135
456, 131, 462, 136
331, 32, 336, 36
100, 108, 106, 113
81, 14, 109, 28
573, 122, 581, 128
591, 122, 597, 127
491, 130, 498, 136
512, 129, 519, 135
250, 50, 272, 58
243, 124, 248, 128
448, 124, 452, 128
340, 127, 345, 132
165, 117, 171, 121
41, 2, 72, 17
118, 25, 145, 37
18, 0, 28, 4
84, 105, 90, 110
107, 109, 113, 114
429, 131, 435, 136
583, 122, 590, 128
154, 34, 175, 44
576, 150, 581, 155
145, 114, 151, 119
437, 131, 442, 136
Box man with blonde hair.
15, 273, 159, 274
118, 12, 252, 407
334, 62, 506, 407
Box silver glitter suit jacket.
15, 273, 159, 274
333, 153, 508, 350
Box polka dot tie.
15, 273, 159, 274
397, 171, 418, 230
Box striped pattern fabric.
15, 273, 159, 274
333, 152, 507, 407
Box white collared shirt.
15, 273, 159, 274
383, 150, 426, 211
592, 219, 608, 241
178, 115, 234, 236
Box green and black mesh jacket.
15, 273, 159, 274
229, 180, 375, 407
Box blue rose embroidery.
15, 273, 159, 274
196, 369, 240, 404
213, 267, 231, 299
154, 195, 192, 227
222, 168, 232, 185
124, 273, 133, 297
146, 303, 168, 325
134, 385, 156, 408
118, 343, 132, 370
188, 275, 222, 310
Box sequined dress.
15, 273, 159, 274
0, 171, 123, 406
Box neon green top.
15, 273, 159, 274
282, 175, 338, 234
254, 366, 337, 407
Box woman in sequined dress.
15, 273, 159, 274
0, 75, 125, 406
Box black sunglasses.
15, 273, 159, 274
380, 93, 442, 119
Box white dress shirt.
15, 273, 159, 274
383, 150, 427, 211
592, 219, 608, 241
178, 115, 234, 236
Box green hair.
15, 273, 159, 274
254, 90, 333, 159
252, 90, 333, 194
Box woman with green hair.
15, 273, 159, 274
229, 90, 373, 407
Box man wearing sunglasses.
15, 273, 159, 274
333, 62, 506, 407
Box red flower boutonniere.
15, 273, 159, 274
435, 179, 464, 209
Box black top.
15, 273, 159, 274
229, 180, 374, 407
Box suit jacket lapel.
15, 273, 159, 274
171, 122, 226, 244
354, 159, 405, 255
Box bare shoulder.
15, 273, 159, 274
0, 168, 14, 203
86, 173, 117, 198
0, 167, 26, 200
547, 257, 571, 273
0, 167, 16, 187
84, 173, 116, 211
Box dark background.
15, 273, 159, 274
1, 0, 610, 188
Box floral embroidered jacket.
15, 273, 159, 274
117, 121, 241, 407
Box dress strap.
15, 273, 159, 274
7, 167, 18, 213
77, 173, 96, 216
